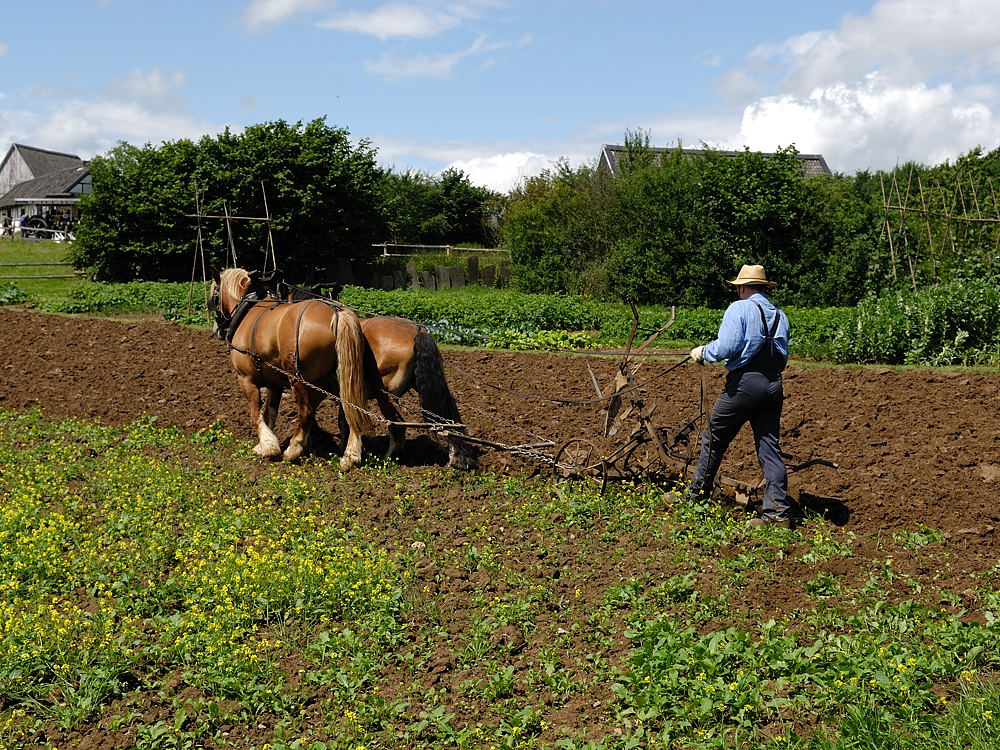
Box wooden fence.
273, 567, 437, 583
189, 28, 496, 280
0, 262, 83, 280
373, 242, 506, 257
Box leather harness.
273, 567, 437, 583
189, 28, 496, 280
215, 291, 343, 383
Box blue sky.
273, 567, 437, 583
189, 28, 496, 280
2, 0, 999, 192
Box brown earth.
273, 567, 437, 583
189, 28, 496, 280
2, 306, 999, 747
2, 306, 997, 543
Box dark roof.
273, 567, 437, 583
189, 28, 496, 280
6, 143, 85, 178
598, 144, 832, 179
0, 166, 89, 208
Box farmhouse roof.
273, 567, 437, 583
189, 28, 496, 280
0, 166, 90, 208
0, 143, 90, 211
0, 143, 85, 179
598, 144, 832, 179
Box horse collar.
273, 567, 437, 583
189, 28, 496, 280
225, 292, 260, 344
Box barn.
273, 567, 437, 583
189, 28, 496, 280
0, 144, 91, 238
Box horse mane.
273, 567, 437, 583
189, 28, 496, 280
219, 268, 249, 302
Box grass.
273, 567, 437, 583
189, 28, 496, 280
0, 409, 998, 749
0, 238, 86, 301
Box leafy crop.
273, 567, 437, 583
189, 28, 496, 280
0, 410, 998, 748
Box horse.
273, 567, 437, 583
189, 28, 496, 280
209, 268, 372, 469
355, 315, 477, 470
286, 284, 476, 470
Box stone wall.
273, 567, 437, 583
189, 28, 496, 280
333, 257, 513, 291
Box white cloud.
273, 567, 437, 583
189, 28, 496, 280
739, 74, 1000, 172
372, 133, 589, 192
242, 0, 336, 32
365, 35, 486, 78
752, 0, 1000, 94
446, 152, 555, 192
317, 1, 503, 40
318, 3, 460, 39
107, 68, 187, 107
0, 43, 9, 56
20, 100, 222, 158
697, 0, 1000, 174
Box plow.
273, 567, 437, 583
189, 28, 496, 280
436, 304, 837, 508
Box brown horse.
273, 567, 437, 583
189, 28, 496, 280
209, 268, 372, 469
353, 315, 477, 470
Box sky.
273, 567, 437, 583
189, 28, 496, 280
2, 0, 999, 193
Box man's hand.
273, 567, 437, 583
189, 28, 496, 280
690, 345, 705, 363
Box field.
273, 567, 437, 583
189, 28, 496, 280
1, 306, 999, 749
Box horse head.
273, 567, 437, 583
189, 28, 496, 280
208, 267, 254, 340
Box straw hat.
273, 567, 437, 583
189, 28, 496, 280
727, 264, 776, 288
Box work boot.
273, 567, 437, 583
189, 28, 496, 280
747, 516, 792, 530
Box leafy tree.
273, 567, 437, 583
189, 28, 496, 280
788, 175, 880, 306
500, 160, 616, 296
605, 144, 808, 306
377, 167, 499, 247
378, 169, 438, 245
605, 147, 721, 305
190, 119, 384, 279
73, 118, 384, 281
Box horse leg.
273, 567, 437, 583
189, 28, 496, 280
375, 392, 406, 460
239, 377, 281, 458
262, 386, 282, 433
446, 433, 476, 471
283, 382, 321, 462
338, 397, 365, 470
412, 331, 477, 470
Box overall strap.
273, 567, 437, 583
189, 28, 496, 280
752, 301, 782, 350
743, 301, 785, 374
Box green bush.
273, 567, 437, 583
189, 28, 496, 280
340, 286, 605, 332
0, 283, 28, 305
35, 281, 209, 317
832, 280, 1000, 365
338, 286, 854, 358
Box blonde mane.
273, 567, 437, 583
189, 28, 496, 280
219, 267, 250, 305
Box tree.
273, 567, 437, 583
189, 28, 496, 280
500, 160, 616, 295
73, 118, 384, 281
377, 167, 500, 247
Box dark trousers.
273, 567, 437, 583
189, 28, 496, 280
690, 369, 789, 519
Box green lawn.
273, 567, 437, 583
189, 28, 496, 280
0, 238, 86, 300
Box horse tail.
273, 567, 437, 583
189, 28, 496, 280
413, 330, 460, 424
413, 330, 477, 469
334, 308, 374, 435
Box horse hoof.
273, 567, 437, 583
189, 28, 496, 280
253, 443, 281, 458
339, 455, 361, 471
282, 447, 304, 462
448, 449, 477, 471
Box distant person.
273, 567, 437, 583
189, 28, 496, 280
12, 216, 21, 239
686, 264, 793, 528
0, 216, 10, 239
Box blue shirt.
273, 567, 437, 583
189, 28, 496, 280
703, 293, 789, 371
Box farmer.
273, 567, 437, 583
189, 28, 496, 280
687, 264, 793, 528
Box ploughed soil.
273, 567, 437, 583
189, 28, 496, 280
3, 306, 997, 541
1, 306, 999, 747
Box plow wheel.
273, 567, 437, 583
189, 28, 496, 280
554, 438, 601, 478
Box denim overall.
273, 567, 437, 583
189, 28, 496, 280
690, 303, 790, 521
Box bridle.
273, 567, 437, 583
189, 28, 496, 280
208, 269, 284, 343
